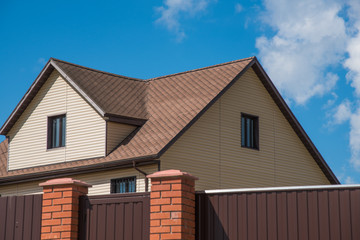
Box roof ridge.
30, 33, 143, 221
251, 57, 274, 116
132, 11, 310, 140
146, 57, 255, 81
50, 58, 145, 82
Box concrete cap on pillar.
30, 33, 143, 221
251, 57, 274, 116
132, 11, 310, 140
147, 169, 199, 180
39, 178, 92, 187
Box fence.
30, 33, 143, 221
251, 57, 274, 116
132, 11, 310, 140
78, 192, 150, 240
2, 172, 360, 240
196, 186, 360, 240
0, 194, 42, 240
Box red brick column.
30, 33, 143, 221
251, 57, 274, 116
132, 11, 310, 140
39, 178, 92, 240
147, 169, 198, 240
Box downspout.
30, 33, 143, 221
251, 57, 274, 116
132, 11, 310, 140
133, 161, 149, 192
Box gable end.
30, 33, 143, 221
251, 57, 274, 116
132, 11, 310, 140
251, 60, 338, 184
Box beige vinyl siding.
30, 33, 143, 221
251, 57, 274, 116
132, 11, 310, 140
161, 67, 330, 191
72, 164, 157, 195
106, 122, 137, 154
0, 181, 43, 196
7, 70, 106, 170
0, 164, 158, 196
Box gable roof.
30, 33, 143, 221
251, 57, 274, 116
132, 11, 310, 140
0, 58, 148, 135
0, 57, 339, 184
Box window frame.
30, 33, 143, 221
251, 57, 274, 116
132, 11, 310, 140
47, 114, 66, 149
241, 113, 259, 150
110, 176, 137, 194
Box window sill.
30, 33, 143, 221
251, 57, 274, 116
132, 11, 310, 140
241, 146, 259, 151
46, 146, 66, 152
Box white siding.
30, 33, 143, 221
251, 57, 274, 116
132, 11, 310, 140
106, 122, 136, 154
0, 164, 158, 196
7, 70, 106, 170
161, 68, 330, 190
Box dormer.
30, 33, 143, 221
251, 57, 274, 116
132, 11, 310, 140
0, 59, 147, 170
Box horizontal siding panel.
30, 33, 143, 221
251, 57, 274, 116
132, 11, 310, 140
8, 70, 106, 170
162, 68, 330, 190
106, 122, 137, 154
0, 164, 158, 196
0, 181, 43, 196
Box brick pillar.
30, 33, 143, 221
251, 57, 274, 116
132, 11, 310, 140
39, 178, 91, 240
147, 169, 198, 240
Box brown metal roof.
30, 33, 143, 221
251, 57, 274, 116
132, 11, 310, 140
0, 57, 339, 184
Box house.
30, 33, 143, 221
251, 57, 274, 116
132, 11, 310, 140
0, 57, 339, 196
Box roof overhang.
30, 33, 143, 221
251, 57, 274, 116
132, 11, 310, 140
0, 60, 54, 135
104, 113, 147, 126
1, 59, 106, 135
0, 156, 159, 186
251, 59, 339, 184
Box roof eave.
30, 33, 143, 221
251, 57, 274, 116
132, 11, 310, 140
0, 59, 108, 136
104, 113, 147, 126
0, 155, 159, 186
0, 60, 54, 135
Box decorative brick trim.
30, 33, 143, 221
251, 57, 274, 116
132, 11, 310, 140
39, 178, 91, 240
148, 170, 198, 240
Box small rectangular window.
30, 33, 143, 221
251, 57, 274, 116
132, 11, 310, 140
48, 115, 66, 149
111, 176, 136, 193
241, 113, 259, 149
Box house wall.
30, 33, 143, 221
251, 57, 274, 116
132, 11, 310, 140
7, 70, 106, 170
0, 164, 158, 196
161, 67, 330, 191
106, 122, 137, 154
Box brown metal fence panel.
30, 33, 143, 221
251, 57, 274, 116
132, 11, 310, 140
196, 187, 360, 240
79, 192, 150, 240
0, 194, 42, 240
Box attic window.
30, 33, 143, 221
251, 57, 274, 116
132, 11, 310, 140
241, 113, 259, 149
111, 176, 136, 193
47, 115, 66, 149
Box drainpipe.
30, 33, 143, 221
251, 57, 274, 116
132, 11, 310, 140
133, 161, 148, 192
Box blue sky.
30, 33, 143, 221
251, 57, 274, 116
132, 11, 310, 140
1, 0, 359, 183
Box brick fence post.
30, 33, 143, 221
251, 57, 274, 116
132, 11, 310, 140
39, 178, 92, 240
147, 169, 198, 240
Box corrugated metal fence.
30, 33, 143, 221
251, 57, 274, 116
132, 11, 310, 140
0, 194, 42, 240
196, 186, 360, 240
78, 192, 150, 240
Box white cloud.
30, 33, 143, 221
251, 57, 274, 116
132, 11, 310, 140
37, 57, 46, 65
344, 176, 356, 184
329, 101, 360, 170
332, 99, 352, 125
344, 1, 360, 96
256, 0, 347, 105
155, 0, 210, 41
349, 108, 360, 169
256, 0, 360, 172
323, 92, 338, 109
341, 1, 360, 170
235, 3, 243, 13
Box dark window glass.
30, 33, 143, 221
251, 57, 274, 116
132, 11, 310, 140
111, 176, 136, 193
48, 115, 66, 149
241, 113, 258, 149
